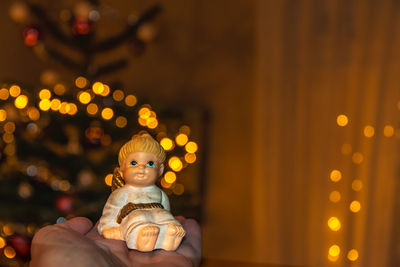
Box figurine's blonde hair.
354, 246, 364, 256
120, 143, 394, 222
111, 133, 165, 191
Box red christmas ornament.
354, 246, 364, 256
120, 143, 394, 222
23, 26, 40, 47
9, 235, 31, 258
73, 18, 91, 35
56, 195, 75, 213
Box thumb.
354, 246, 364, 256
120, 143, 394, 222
58, 217, 93, 235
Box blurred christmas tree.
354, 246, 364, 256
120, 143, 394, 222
0, 1, 203, 265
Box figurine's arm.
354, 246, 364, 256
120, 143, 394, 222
98, 188, 127, 240
160, 189, 171, 211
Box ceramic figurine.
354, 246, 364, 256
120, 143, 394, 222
98, 133, 185, 251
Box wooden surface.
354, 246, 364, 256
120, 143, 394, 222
201, 258, 307, 267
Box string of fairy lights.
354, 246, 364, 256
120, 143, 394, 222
0, 77, 199, 262
327, 113, 397, 263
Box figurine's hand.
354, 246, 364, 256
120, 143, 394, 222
30, 216, 201, 267
102, 226, 122, 240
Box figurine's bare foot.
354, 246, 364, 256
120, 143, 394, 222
161, 224, 186, 251
136, 225, 159, 252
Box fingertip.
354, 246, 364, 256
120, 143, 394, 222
61, 217, 93, 235
175, 215, 185, 223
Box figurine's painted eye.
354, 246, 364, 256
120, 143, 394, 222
130, 160, 138, 166
147, 161, 155, 168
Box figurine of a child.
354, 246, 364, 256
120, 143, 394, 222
98, 133, 185, 251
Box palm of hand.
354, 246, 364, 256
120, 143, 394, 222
30, 217, 201, 267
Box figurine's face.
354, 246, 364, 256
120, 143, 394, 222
120, 152, 164, 187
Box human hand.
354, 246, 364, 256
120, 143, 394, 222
30, 216, 201, 267
102, 226, 122, 240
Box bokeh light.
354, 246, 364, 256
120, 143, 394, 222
160, 138, 174, 151
105, 174, 113, 186
363, 125, 374, 137
0, 237, 5, 249
39, 89, 51, 99
92, 82, 104, 94
176, 133, 188, 146
336, 114, 348, 127
169, 157, 183, 172
113, 90, 124, 101
3, 224, 14, 236
350, 200, 361, 213
0, 88, 9, 100
139, 107, 151, 119
14, 95, 28, 109
9, 85, 21, 97
125, 94, 137, 107
4, 122, 16, 133
0, 109, 6, 121
327, 217, 341, 231
173, 184, 184, 195
164, 171, 177, 184
4, 246, 16, 259
352, 152, 364, 164
101, 107, 114, 120
329, 245, 340, 257
185, 141, 198, 153
179, 125, 191, 135
53, 83, 66, 95
146, 117, 158, 129
78, 91, 91, 104
28, 107, 40, 121
100, 84, 110, 96
50, 99, 61, 111
352, 179, 363, 192
347, 249, 359, 261
86, 103, 98, 115
67, 103, 78, 115
39, 99, 51, 111
184, 153, 197, 164
330, 170, 342, 182
384, 125, 394, 137
116, 116, 127, 128
75, 76, 87, 88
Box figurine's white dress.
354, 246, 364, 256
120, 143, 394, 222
98, 184, 181, 250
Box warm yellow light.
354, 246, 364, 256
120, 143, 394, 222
164, 171, 177, 183
0, 109, 7, 122
384, 125, 394, 137
138, 117, 147, 126
67, 103, 78, 115
125, 94, 137, 107
3, 133, 14, 144
3, 224, 14, 236
350, 200, 361, 213
113, 90, 124, 101
4, 144, 15, 156
0, 237, 5, 249
328, 217, 341, 231
105, 174, 113, 186
347, 249, 359, 261
14, 95, 28, 109
4, 122, 16, 133
100, 84, 110, 96
59, 102, 70, 114
363, 125, 374, 137
39, 89, 51, 99
185, 141, 198, 153
86, 103, 98, 115
329, 245, 340, 257
92, 82, 104, 94
78, 91, 91, 104
328, 254, 339, 262
59, 180, 71, 191
176, 133, 188, 146
160, 138, 174, 151
39, 99, 51, 111
352, 179, 363, 192
179, 125, 191, 135
185, 153, 197, 164
53, 83, 66, 95
169, 157, 183, 172
139, 107, 151, 119
0, 88, 9, 100
4, 246, 16, 259
337, 114, 348, 126
75, 76, 87, 88
50, 98, 61, 111
116, 116, 127, 128
27, 107, 40, 121
330, 170, 342, 182
146, 117, 158, 129
173, 184, 185, 195
101, 107, 114, 120
161, 177, 172, 188
352, 152, 363, 164
9, 85, 21, 97
341, 143, 352, 155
